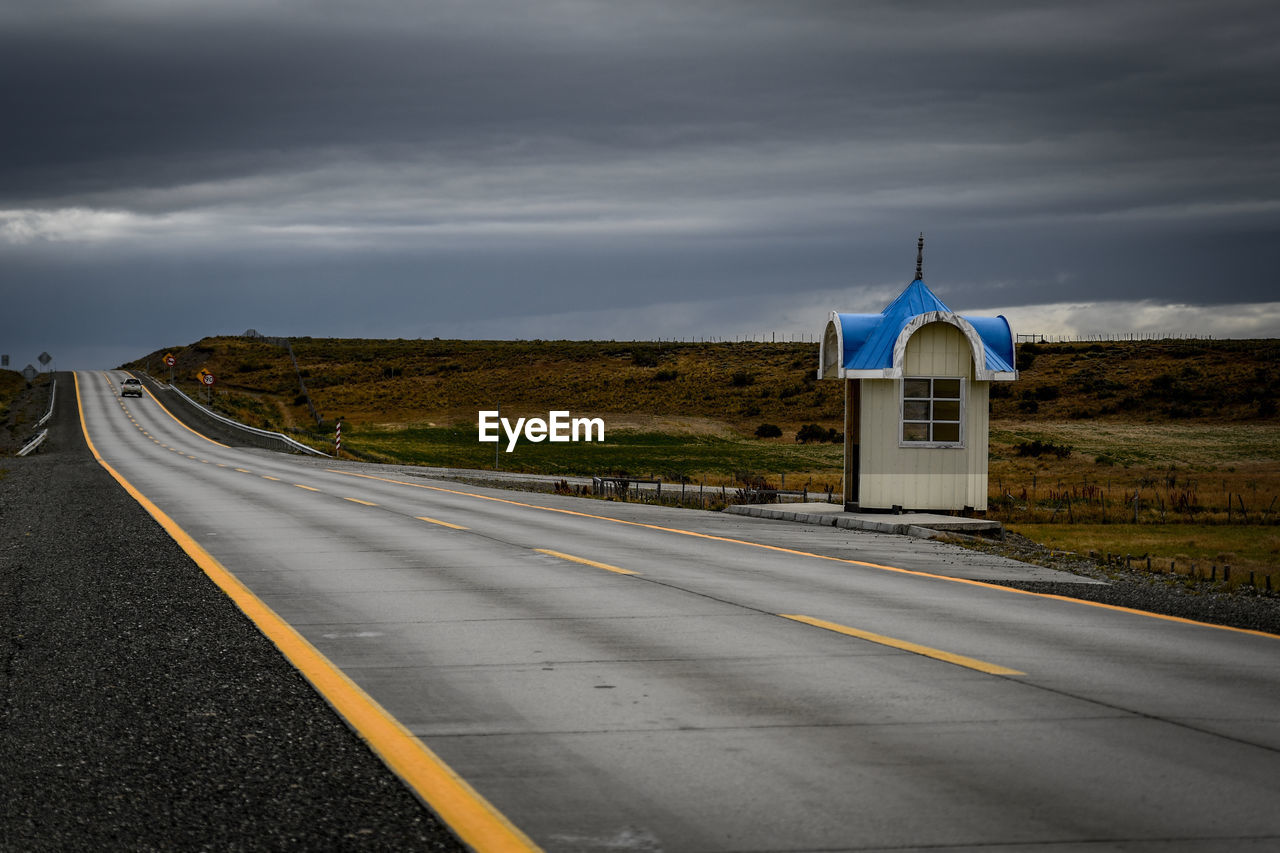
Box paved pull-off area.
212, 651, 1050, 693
5, 370, 1280, 851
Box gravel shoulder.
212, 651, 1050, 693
1, 373, 462, 851
955, 531, 1280, 636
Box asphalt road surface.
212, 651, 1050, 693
70, 370, 1280, 851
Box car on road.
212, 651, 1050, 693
121, 377, 144, 398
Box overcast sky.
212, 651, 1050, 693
2, 0, 1278, 369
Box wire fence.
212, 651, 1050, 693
1015, 333, 1224, 343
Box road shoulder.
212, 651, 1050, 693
0, 372, 462, 851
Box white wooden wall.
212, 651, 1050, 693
859, 322, 990, 510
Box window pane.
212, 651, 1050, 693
934, 379, 961, 398
902, 422, 928, 442
933, 422, 960, 442
933, 400, 960, 421
903, 400, 930, 420
903, 378, 930, 398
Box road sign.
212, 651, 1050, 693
201, 371, 215, 386
164, 353, 176, 367
1, 354, 8, 367
38, 352, 51, 366
23, 365, 37, 382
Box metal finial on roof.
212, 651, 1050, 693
915, 232, 924, 280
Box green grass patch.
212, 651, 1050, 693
346, 424, 843, 486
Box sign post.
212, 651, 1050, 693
163, 352, 176, 384
335, 418, 342, 457
198, 368, 215, 403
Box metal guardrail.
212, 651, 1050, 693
16, 379, 57, 456
590, 475, 837, 504
592, 476, 663, 498
35, 378, 56, 428
166, 383, 330, 457
18, 429, 48, 457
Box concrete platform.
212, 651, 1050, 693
726, 502, 1003, 540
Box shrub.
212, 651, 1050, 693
731, 370, 755, 387
632, 348, 660, 367
755, 423, 783, 438
788, 422, 829, 440
1015, 439, 1072, 458
654, 369, 678, 381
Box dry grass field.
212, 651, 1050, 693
125, 336, 1280, 574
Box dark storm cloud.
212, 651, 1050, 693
2, 0, 1279, 367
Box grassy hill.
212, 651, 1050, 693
127, 335, 1280, 434
1000, 339, 1280, 422
129, 337, 839, 434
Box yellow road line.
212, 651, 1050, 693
328, 469, 1280, 642
235, 468, 252, 474
74, 372, 541, 853
262, 475, 281, 482
344, 497, 378, 506
123, 371, 230, 449
534, 549, 638, 576
416, 516, 469, 530
294, 484, 321, 492
780, 614, 1024, 676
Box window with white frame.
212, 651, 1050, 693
901, 377, 963, 445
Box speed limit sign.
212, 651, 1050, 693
200, 371, 215, 386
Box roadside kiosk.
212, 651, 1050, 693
818, 236, 1018, 512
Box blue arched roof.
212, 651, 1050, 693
822, 279, 1016, 380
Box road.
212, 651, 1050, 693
77, 370, 1280, 852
